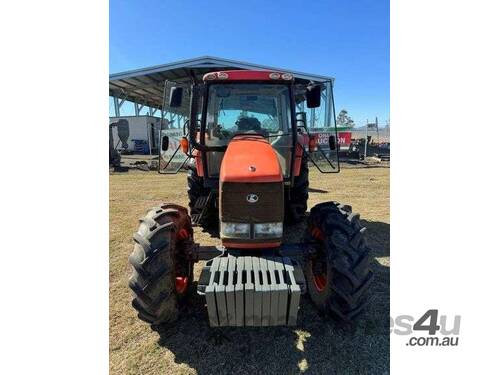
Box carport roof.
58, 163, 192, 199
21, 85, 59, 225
109, 56, 334, 110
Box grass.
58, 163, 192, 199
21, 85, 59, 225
109, 163, 390, 375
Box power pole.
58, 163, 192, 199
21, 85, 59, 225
364, 119, 369, 158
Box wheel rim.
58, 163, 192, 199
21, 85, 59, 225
311, 257, 328, 292
175, 276, 189, 294
310, 225, 327, 292
313, 273, 327, 292
175, 224, 192, 295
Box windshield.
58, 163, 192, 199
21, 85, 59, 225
205, 83, 293, 177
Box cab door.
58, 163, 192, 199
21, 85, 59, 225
297, 80, 340, 173
158, 81, 191, 174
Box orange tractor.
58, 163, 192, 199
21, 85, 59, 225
129, 70, 372, 327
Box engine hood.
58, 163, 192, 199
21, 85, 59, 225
219, 135, 283, 183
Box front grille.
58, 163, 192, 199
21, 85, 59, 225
220, 182, 283, 223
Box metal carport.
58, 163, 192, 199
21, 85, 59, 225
109, 56, 334, 118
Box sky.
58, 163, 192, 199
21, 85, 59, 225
110, 0, 389, 127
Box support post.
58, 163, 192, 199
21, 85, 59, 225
113, 96, 120, 117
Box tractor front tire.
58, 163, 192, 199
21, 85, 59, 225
286, 156, 309, 223
128, 204, 194, 326
305, 202, 373, 322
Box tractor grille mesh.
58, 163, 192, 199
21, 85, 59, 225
220, 182, 283, 223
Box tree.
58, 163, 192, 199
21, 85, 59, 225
336, 109, 355, 128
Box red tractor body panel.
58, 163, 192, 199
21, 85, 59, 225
222, 241, 281, 249
219, 135, 283, 183
293, 133, 308, 176
219, 136, 284, 250
203, 70, 293, 82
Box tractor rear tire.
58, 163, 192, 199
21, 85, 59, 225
128, 204, 194, 326
286, 157, 309, 223
305, 201, 373, 322
187, 166, 217, 230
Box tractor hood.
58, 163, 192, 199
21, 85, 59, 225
219, 135, 283, 183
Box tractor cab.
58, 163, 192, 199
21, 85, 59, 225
159, 70, 340, 179
202, 77, 294, 179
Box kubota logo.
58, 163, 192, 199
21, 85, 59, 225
246, 194, 259, 203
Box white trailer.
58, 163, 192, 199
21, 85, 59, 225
109, 115, 162, 155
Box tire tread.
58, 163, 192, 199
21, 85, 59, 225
306, 201, 373, 322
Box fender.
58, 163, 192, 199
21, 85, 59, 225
293, 133, 308, 176
192, 149, 204, 176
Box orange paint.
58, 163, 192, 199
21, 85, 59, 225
311, 226, 325, 240
220, 135, 283, 183
192, 133, 204, 176
175, 276, 189, 294
308, 134, 318, 152
177, 228, 189, 240
194, 152, 204, 176
293, 143, 304, 176
180, 137, 189, 154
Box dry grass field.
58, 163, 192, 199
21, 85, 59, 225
110, 164, 390, 375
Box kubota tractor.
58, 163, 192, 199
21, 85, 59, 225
128, 70, 373, 328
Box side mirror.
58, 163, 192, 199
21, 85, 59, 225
328, 135, 336, 150
306, 85, 322, 108
161, 135, 169, 151
296, 112, 307, 128
169, 87, 183, 108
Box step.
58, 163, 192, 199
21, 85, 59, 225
194, 196, 210, 210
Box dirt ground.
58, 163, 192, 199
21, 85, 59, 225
109, 163, 390, 375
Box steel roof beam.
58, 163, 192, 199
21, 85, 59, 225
110, 56, 334, 83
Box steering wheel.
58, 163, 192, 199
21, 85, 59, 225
213, 124, 231, 139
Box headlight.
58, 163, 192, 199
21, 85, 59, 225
254, 222, 283, 238
220, 222, 250, 238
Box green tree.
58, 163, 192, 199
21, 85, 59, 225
336, 109, 355, 128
